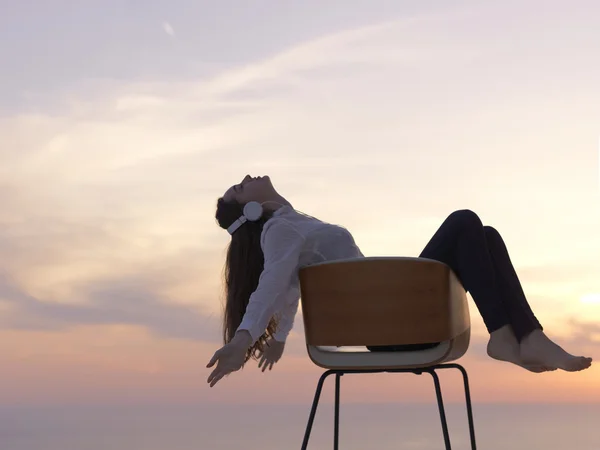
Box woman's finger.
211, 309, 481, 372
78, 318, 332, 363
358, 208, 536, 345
269, 361, 274, 371
210, 371, 226, 387
207, 367, 219, 384
206, 350, 221, 368
261, 359, 269, 372
258, 356, 265, 368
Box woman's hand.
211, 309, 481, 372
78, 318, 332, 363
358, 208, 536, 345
258, 337, 285, 372
206, 331, 252, 387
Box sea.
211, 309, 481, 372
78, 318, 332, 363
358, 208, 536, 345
0, 402, 598, 449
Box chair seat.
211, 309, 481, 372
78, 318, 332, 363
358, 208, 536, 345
307, 327, 469, 370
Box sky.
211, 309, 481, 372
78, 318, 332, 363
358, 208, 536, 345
1, 0, 600, 412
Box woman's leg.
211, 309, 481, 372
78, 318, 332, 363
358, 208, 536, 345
483, 225, 543, 342
418, 209, 516, 335
418, 210, 554, 371
419, 210, 591, 372
481, 225, 591, 371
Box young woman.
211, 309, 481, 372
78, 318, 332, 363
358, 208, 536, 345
206, 175, 592, 387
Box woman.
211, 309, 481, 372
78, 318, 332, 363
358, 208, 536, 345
207, 175, 592, 387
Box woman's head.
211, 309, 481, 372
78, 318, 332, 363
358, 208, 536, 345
215, 174, 280, 362
221, 175, 280, 208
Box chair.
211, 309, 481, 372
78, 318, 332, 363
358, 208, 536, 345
298, 256, 477, 450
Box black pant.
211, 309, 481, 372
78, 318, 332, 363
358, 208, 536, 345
368, 209, 543, 352
419, 209, 542, 342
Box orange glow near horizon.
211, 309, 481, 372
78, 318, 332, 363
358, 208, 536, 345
1, 322, 599, 406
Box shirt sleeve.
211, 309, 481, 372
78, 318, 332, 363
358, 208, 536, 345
272, 287, 300, 342
236, 218, 306, 344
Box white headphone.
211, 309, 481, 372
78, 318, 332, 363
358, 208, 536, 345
227, 201, 283, 235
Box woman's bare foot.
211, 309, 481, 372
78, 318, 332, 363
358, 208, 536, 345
487, 325, 556, 373
520, 330, 592, 372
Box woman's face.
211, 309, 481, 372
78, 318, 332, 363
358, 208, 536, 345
222, 175, 275, 205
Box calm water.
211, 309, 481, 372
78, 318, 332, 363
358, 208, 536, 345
0, 403, 598, 450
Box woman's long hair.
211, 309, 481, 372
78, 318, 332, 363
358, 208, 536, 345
215, 198, 278, 362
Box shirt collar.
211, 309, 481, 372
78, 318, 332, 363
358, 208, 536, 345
272, 205, 292, 217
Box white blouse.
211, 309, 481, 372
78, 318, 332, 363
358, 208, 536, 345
237, 205, 364, 344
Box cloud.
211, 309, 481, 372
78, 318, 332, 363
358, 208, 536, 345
516, 261, 600, 285
180, 9, 480, 100
0, 9, 486, 220
0, 269, 222, 343
564, 319, 600, 352
162, 22, 175, 37
580, 293, 600, 304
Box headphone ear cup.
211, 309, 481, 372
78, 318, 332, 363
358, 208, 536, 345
243, 201, 263, 221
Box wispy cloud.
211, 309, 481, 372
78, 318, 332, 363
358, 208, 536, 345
162, 22, 175, 37
0, 269, 222, 343
565, 319, 600, 353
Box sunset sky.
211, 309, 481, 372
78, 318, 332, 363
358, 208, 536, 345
1, 0, 600, 410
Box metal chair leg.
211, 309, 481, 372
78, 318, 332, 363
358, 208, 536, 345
435, 364, 477, 450
428, 369, 452, 450
334, 373, 341, 450
453, 364, 477, 450
301, 370, 334, 450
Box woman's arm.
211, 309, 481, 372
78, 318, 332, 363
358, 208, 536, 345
273, 288, 300, 342
237, 219, 305, 344
207, 219, 305, 387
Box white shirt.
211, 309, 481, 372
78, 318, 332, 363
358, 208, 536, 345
237, 205, 364, 344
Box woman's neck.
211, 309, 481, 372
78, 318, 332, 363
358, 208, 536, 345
265, 194, 292, 211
